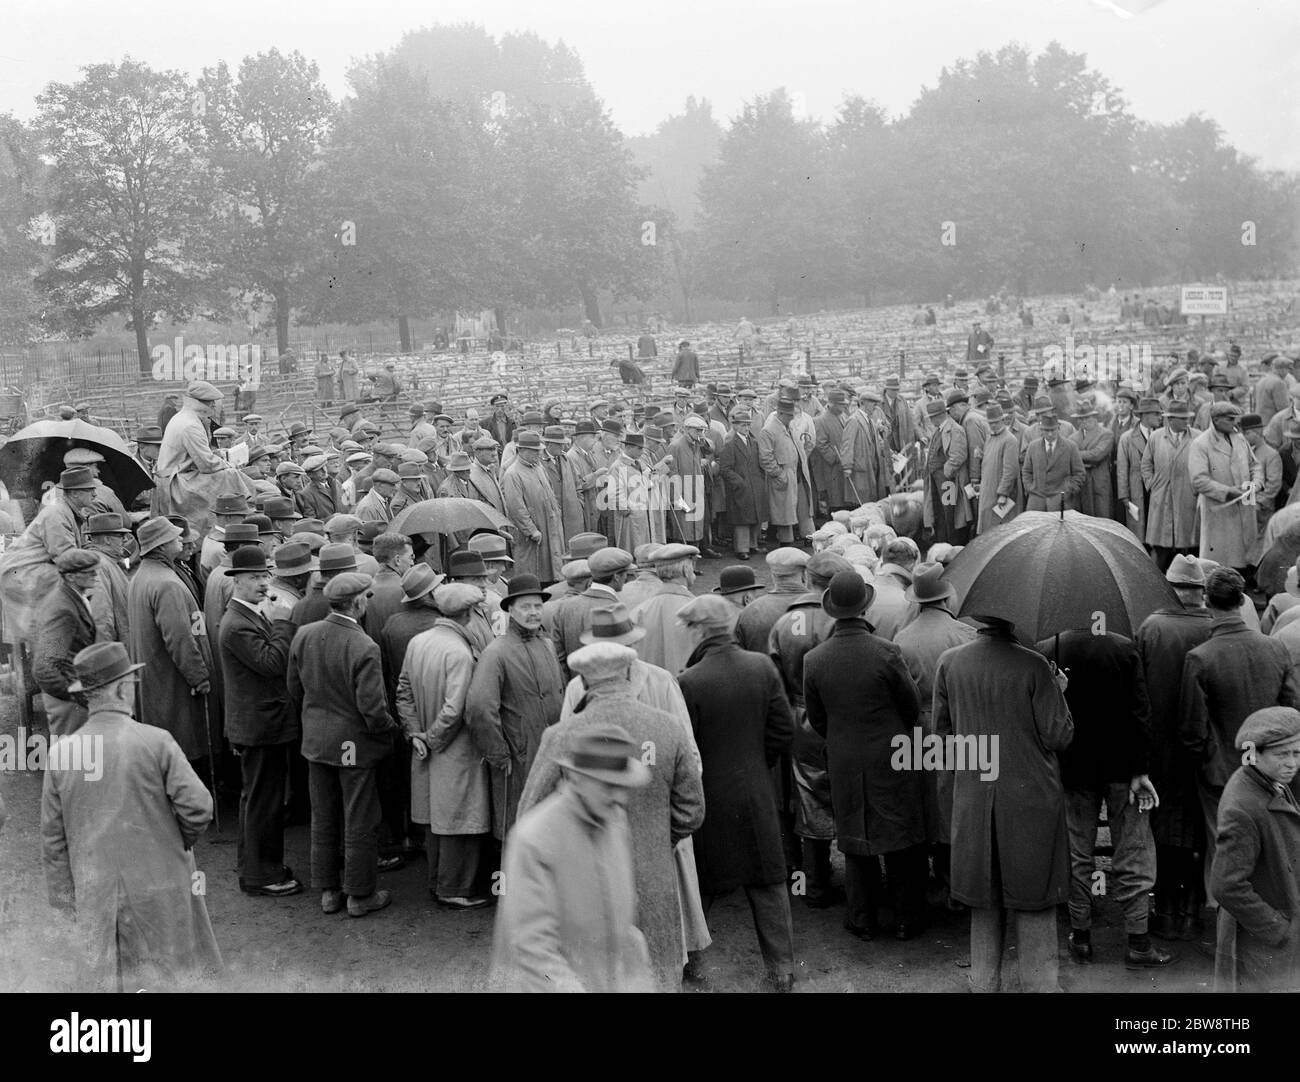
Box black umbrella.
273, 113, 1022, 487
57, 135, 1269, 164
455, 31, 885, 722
0, 419, 154, 506
943, 510, 1178, 641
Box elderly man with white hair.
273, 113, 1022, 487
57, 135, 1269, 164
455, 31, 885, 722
519, 638, 705, 991
677, 593, 797, 991
155, 379, 256, 534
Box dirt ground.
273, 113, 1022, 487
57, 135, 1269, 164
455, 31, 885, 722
0, 554, 1218, 994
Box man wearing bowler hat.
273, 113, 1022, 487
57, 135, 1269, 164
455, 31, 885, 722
467, 573, 566, 843
32, 548, 100, 736
804, 571, 929, 942
218, 546, 303, 898
491, 724, 654, 992
714, 564, 761, 608
128, 518, 212, 762
41, 642, 223, 991
288, 571, 398, 917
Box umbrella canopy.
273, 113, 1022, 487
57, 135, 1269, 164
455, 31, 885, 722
942, 510, 1178, 641
0, 419, 154, 506
389, 497, 512, 538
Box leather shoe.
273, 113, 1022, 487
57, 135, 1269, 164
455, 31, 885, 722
377, 855, 405, 873
242, 878, 303, 898
321, 889, 345, 914
1068, 932, 1093, 963
734, 552, 750, 561
347, 889, 393, 917
768, 973, 795, 993
1125, 945, 1177, 970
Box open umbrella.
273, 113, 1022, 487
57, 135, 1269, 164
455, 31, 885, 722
943, 510, 1178, 641
389, 497, 513, 538
0, 419, 154, 506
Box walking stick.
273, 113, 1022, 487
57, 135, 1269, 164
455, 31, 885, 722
196, 689, 221, 833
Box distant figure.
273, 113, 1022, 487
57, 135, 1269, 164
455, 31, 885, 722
672, 341, 700, 387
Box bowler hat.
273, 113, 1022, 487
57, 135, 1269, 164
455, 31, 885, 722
66, 641, 144, 694
500, 573, 548, 609
713, 565, 759, 595
228, 546, 271, 574
1240, 413, 1264, 432
579, 602, 646, 645
821, 570, 874, 619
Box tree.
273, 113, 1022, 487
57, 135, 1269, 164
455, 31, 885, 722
0, 114, 49, 346
199, 50, 336, 356
36, 59, 212, 373
697, 89, 840, 314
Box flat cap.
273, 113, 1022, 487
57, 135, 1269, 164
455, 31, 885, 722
275, 461, 306, 476
370, 468, 400, 484
588, 547, 633, 575
1236, 706, 1300, 752
766, 546, 810, 570
323, 572, 373, 601
652, 543, 699, 562
302, 454, 328, 472
325, 513, 363, 535
56, 548, 100, 574
560, 559, 591, 582
186, 380, 223, 402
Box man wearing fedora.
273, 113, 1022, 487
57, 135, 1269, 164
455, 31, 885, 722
33, 549, 100, 736
975, 403, 1021, 534
200, 494, 253, 579
717, 407, 767, 560
42, 642, 224, 990
378, 565, 445, 712
502, 431, 565, 585
805, 571, 929, 942
1021, 411, 1085, 514
1073, 398, 1115, 518
675, 597, 796, 990
292, 542, 361, 626
811, 388, 851, 516
933, 612, 1073, 992
520, 646, 705, 991
894, 562, 977, 903
128, 517, 212, 762
130, 424, 164, 512
492, 724, 654, 992
262, 540, 316, 615
218, 546, 302, 898
397, 582, 492, 909
83, 512, 131, 642
467, 573, 566, 844
759, 396, 815, 547
1141, 401, 1202, 572
540, 427, 586, 542
60, 446, 128, 521
289, 572, 398, 917
1117, 398, 1162, 543
155, 380, 256, 534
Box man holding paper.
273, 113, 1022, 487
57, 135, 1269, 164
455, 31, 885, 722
1188, 402, 1263, 576
975, 403, 1021, 534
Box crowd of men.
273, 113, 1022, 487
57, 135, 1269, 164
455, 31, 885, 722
8, 334, 1300, 993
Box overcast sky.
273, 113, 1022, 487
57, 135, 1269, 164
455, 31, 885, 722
4, 0, 1297, 168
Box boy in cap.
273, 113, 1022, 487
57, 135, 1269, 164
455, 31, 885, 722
288, 571, 399, 917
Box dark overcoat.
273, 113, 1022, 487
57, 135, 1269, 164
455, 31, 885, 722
677, 636, 793, 893
932, 629, 1074, 910
803, 619, 926, 856
218, 600, 298, 747
717, 430, 768, 526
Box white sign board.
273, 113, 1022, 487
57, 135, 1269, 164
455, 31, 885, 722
1180, 286, 1228, 316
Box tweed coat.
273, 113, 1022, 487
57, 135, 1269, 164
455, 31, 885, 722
518, 691, 704, 992
287, 612, 397, 768
128, 555, 210, 760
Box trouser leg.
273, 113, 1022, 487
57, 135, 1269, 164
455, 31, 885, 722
733, 524, 753, 554
1106, 781, 1157, 935
338, 766, 381, 898
432, 834, 485, 898
884, 845, 928, 926
1064, 786, 1102, 930
1014, 907, 1061, 993
1197, 779, 1223, 908
801, 837, 834, 898
967, 906, 1005, 993
744, 882, 796, 977
308, 761, 343, 892
843, 852, 883, 930
238, 743, 289, 886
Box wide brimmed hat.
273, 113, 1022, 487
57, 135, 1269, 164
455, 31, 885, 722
1165, 554, 1205, 587
400, 564, 444, 603
58, 466, 97, 491
905, 561, 955, 604
579, 602, 646, 645
446, 550, 489, 579
67, 641, 144, 694
822, 570, 874, 619
558, 724, 652, 788
500, 573, 548, 609
85, 512, 130, 535
563, 532, 609, 561
272, 541, 317, 577
137, 516, 183, 555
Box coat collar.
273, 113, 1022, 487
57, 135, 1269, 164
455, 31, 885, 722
1242, 765, 1300, 816
324, 612, 361, 632
683, 632, 736, 668
1208, 613, 1248, 636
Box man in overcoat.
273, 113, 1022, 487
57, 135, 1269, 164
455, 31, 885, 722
502, 432, 565, 584
1141, 402, 1201, 572
717, 409, 767, 559
804, 571, 928, 941
758, 400, 815, 545
1021, 413, 1085, 512
932, 614, 1073, 992
33, 549, 100, 736
1188, 402, 1263, 574
678, 597, 796, 990
1116, 398, 1161, 543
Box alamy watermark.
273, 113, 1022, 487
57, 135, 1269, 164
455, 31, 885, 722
151, 337, 262, 388
0, 726, 103, 780
1040, 333, 1153, 386
890, 726, 999, 782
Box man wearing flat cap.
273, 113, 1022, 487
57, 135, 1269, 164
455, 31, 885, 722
1211, 707, 1300, 991
627, 543, 700, 676
297, 453, 341, 522
1188, 402, 1262, 574
735, 546, 810, 653
155, 379, 256, 534
354, 468, 399, 523
288, 571, 399, 918
548, 546, 634, 678
41, 642, 223, 991
127, 518, 212, 762
32, 548, 100, 735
